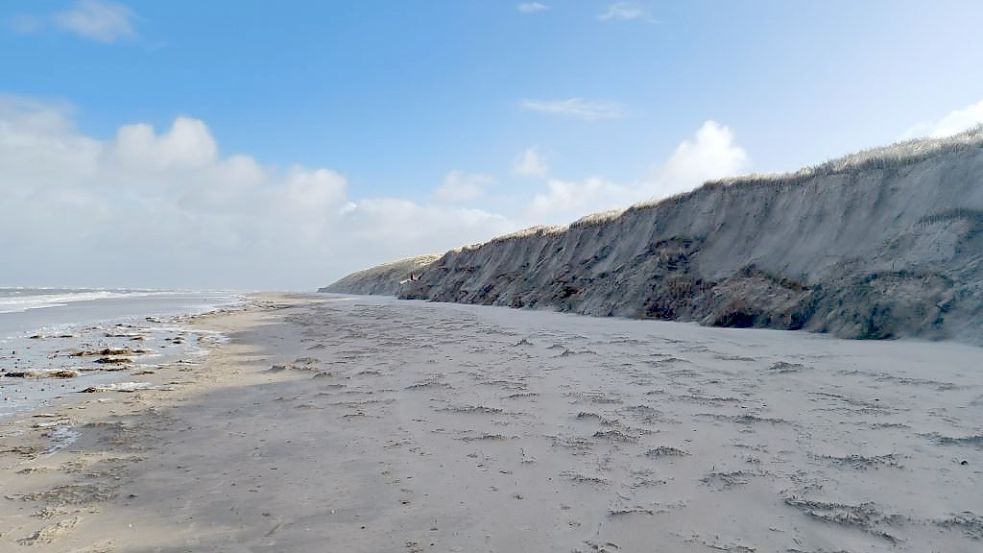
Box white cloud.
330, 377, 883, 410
520, 98, 624, 121
526, 120, 749, 222
434, 170, 495, 203
512, 147, 548, 177
6, 0, 135, 43
517, 3, 550, 14
649, 120, 749, 197
110, 117, 218, 169
342, 198, 511, 248
902, 99, 983, 139
598, 2, 652, 22
0, 97, 516, 289
530, 176, 633, 220
54, 0, 135, 42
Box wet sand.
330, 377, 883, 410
1, 294, 981, 552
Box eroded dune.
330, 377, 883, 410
324, 129, 983, 344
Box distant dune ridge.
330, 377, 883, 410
318, 254, 440, 296
322, 128, 983, 344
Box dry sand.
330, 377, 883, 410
1, 293, 981, 552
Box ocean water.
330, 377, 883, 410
0, 288, 244, 417
0, 288, 240, 333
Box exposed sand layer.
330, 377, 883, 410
1, 294, 981, 552
324, 128, 983, 345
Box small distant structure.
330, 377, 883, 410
399, 272, 421, 286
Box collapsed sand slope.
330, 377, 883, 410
327, 129, 983, 345
3, 295, 980, 552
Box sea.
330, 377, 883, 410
0, 287, 244, 418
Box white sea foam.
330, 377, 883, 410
0, 289, 243, 418
0, 288, 173, 314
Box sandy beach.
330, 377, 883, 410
1, 293, 981, 552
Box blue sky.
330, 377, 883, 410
2, 1, 983, 289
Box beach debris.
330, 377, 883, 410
104, 332, 141, 338
70, 347, 146, 358
268, 363, 320, 373
92, 356, 133, 365
79, 382, 152, 393
48, 370, 79, 378
1, 370, 35, 378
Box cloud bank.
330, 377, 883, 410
0, 96, 753, 289
0, 97, 514, 289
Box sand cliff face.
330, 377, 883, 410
323, 129, 983, 344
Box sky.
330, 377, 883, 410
2, 0, 983, 290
